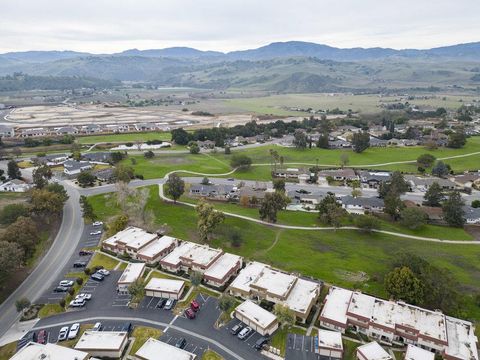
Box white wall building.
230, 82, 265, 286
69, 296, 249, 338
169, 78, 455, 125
235, 300, 279, 336
135, 338, 196, 360
144, 277, 185, 299
74, 331, 128, 358
10, 342, 89, 360
117, 262, 146, 294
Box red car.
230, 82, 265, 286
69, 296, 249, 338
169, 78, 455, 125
190, 300, 200, 312
37, 330, 47, 344
185, 308, 196, 319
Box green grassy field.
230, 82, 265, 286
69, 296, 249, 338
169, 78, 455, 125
76, 131, 172, 144
89, 185, 480, 323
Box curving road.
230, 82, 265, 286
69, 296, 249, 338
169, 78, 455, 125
0, 183, 84, 340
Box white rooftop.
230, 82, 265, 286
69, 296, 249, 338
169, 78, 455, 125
235, 300, 277, 329
135, 338, 196, 360
404, 345, 435, 360
229, 261, 267, 293
103, 226, 157, 250
284, 278, 320, 315
357, 341, 392, 360
10, 342, 89, 360
118, 262, 145, 284
204, 253, 242, 280
320, 287, 352, 327
348, 291, 376, 320
161, 241, 196, 266
445, 316, 479, 360
145, 277, 185, 294
75, 331, 128, 351
317, 329, 343, 351
251, 267, 297, 298
179, 244, 222, 267
137, 235, 176, 258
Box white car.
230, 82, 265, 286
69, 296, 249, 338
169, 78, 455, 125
76, 293, 92, 301
90, 231, 102, 236
68, 323, 80, 339
69, 299, 86, 308
92, 322, 102, 331
59, 280, 74, 287
97, 269, 110, 276
92, 221, 103, 226
58, 326, 69, 341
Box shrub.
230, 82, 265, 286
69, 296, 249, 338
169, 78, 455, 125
59, 298, 66, 308
84, 268, 91, 275
76, 277, 83, 286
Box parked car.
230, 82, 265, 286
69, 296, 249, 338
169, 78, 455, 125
68, 323, 80, 339
230, 324, 243, 335
76, 293, 92, 301
184, 308, 196, 319
59, 280, 74, 287
92, 221, 103, 226
90, 231, 102, 236
69, 299, 86, 308
90, 273, 104, 281
156, 298, 167, 308
73, 261, 87, 268
58, 327, 69, 341
97, 269, 110, 276
79, 250, 93, 256
296, 189, 311, 194
120, 322, 133, 334
164, 299, 175, 310
190, 299, 200, 312
92, 322, 102, 331
227, 178, 235, 181
36, 330, 47, 344
175, 338, 187, 349
237, 327, 252, 340
255, 336, 269, 350
53, 286, 69, 292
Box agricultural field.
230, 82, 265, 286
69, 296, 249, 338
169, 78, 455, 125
88, 186, 480, 323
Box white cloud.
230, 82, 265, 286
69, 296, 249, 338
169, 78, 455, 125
1, 0, 479, 53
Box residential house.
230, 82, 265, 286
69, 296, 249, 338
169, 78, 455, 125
203, 253, 243, 288
340, 196, 385, 214
189, 184, 236, 200
19, 128, 46, 137
405, 175, 456, 192
92, 168, 115, 182
274, 168, 309, 179
329, 139, 352, 149
134, 123, 156, 131
82, 124, 103, 134
54, 126, 78, 135
451, 173, 480, 189
369, 137, 389, 147
102, 226, 158, 256
34, 153, 69, 166
317, 169, 359, 184
81, 151, 112, 164
136, 235, 177, 264
0, 124, 14, 137
359, 171, 391, 189
63, 160, 93, 176
0, 179, 31, 192
463, 206, 480, 225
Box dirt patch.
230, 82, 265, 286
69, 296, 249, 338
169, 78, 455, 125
152, 157, 191, 165
334, 269, 370, 283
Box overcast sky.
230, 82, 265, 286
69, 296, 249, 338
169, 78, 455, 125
1, 0, 479, 54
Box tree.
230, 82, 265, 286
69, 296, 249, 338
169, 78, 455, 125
0, 203, 29, 225
32, 165, 53, 188
80, 195, 96, 221
442, 191, 465, 227
431, 161, 451, 178
165, 173, 185, 203
384, 191, 404, 220
45, 183, 69, 203
0, 241, 24, 279
144, 150, 155, 159
273, 304, 295, 330
378, 171, 409, 198
189, 141, 200, 154
272, 178, 286, 193
230, 154, 252, 170
354, 214, 379, 233
15, 298, 31, 313
30, 189, 65, 217
423, 182, 444, 207
127, 279, 145, 302
316, 134, 329, 149
2, 216, 38, 258
7, 160, 21, 179
259, 192, 290, 223
77, 171, 96, 187
106, 214, 129, 237
384, 266, 424, 305
201, 176, 210, 185
472, 200, 480, 208
171, 128, 191, 145
352, 131, 370, 153
340, 153, 349, 168
317, 194, 346, 228
416, 154, 436, 169
190, 271, 203, 287
293, 129, 307, 149
114, 164, 134, 183
224, 146, 231, 155
447, 131, 467, 148
196, 200, 225, 242
218, 294, 235, 312
400, 207, 427, 230
110, 151, 126, 164
225, 227, 243, 247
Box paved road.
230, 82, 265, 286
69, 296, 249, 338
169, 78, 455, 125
0, 182, 84, 340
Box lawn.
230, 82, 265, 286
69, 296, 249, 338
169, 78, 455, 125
89, 185, 480, 323
88, 252, 120, 270
0, 342, 16, 360
202, 350, 224, 360
38, 303, 64, 318
129, 326, 163, 355
343, 339, 361, 360
76, 131, 172, 144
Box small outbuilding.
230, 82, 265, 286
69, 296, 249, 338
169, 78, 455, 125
74, 331, 128, 358
356, 341, 392, 360
234, 300, 278, 336
144, 277, 185, 299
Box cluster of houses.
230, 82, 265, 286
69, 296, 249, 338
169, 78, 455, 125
320, 286, 478, 360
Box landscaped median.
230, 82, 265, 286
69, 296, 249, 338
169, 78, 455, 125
202, 350, 224, 360
129, 326, 163, 356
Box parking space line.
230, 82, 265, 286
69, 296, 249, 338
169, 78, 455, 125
147, 297, 154, 308
245, 331, 256, 342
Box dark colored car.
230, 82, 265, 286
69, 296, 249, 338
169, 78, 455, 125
36, 330, 47, 344
185, 308, 196, 319
53, 286, 69, 292
121, 322, 133, 334
175, 338, 187, 349
255, 336, 269, 350
156, 298, 167, 308
79, 250, 93, 256
230, 324, 243, 335
73, 261, 87, 268
90, 273, 104, 281
190, 299, 200, 312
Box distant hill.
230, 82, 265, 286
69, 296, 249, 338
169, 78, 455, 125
0, 50, 90, 63
118, 47, 223, 59
0, 74, 120, 91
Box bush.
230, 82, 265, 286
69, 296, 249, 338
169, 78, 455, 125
59, 298, 66, 308
68, 288, 74, 296
230, 154, 252, 170
0, 203, 29, 225
15, 297, 31, 313
76, 277, 83, 286
472, 200, 480, 208
84, 268, 91, 275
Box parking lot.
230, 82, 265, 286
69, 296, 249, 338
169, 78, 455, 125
222, 318, 265, 349
159, 328, 209, 358
285, 333, 319, 360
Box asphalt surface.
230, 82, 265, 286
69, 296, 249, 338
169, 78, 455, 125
0, 182, 84, 340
